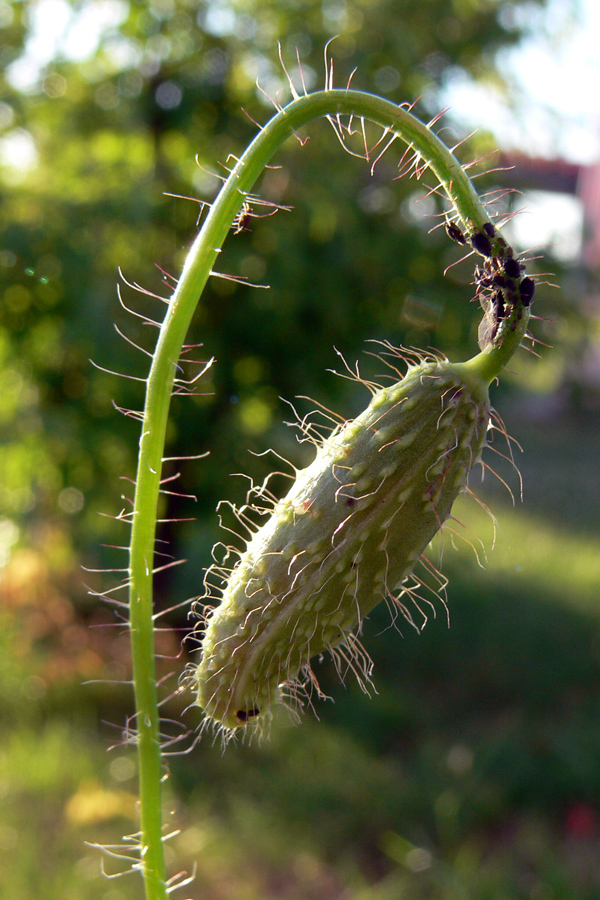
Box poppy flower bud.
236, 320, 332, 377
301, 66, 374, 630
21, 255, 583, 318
194, 352, 491, 732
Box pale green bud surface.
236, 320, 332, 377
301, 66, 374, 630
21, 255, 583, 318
194, 353, 491, 731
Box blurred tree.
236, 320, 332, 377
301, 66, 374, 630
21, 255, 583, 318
6, 6, 598, 898
0, 0, 554, 619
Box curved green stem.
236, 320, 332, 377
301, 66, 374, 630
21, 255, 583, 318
126, 88, 527, 900
458, 316, 530, 386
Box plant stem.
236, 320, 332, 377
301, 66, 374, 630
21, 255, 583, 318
126, 88, 527, 900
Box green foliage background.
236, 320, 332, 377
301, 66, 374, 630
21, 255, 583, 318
1, 1, 600, 898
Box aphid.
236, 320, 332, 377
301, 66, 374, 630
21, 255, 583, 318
235, 708, 261, 722
483, 222, 496, 238
478, 291, 505, 351
494, 289, 505, 319
474, 266, 493, 293
470, 231, 492, 258
445, 221, 466, 245
232, 199, 283, 234
232, 202, 253, 234
519, 276, 535, 306
503, 256, 522, 279
194, 354, 491, 732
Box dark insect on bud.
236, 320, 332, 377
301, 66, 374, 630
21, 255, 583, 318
503, 257, 522, 279
483, 222, 496, 238
445, 221, 466, 244
492, 274, 507, 289
236, 708, 261, 722
470, 231, 492, 257
519, 276, 535, 306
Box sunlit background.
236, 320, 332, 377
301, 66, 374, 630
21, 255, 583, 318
1, 0, 599, 898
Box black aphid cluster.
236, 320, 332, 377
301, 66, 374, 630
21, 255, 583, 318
446, 219, 535, 351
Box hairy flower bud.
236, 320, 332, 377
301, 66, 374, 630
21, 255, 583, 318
194, 352, 491, 732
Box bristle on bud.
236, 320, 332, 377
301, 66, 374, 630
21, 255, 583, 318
194, 354, 490, 732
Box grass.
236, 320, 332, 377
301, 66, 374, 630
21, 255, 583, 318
2, 411, 599, 899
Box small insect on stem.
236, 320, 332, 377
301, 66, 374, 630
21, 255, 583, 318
470, 230, 492, 258
478, 290, 505, 351
232, 199, 286, 234
445, 220, 466, 245
519, 276, 535, 306
503, 256, 522, 279
232, 202, 254, 234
